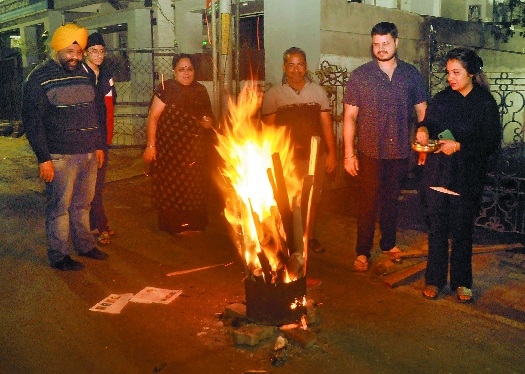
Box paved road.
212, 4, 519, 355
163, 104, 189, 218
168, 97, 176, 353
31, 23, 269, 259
1, 142, 524, 373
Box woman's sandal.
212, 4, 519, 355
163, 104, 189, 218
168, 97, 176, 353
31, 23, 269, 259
353, 255, 369, 272
97, 232, 111, 246
456, 287, 473, 303
422, 285, 440, 300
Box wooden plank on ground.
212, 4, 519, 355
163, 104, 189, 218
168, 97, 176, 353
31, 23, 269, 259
382, 261, 427, 288
398, 243, 524, 259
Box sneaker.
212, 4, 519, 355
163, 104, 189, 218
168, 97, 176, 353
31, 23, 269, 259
79, 247, 108, 260
51, 256, 84, 271
308, 238, 325, 253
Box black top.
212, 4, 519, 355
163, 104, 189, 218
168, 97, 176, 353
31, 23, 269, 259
82, 62, 117, 149
421, 84, 501, 200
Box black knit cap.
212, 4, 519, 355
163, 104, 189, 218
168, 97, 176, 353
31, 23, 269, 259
86, 32, 105, 49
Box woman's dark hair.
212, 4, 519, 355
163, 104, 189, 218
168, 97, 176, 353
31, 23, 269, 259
445, 47, 489, 90
371, 22, 398, 39
172, 53, 195, 69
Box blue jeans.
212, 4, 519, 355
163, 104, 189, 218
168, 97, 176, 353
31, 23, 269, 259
90, 149, 109, 231
45, 153, 97, 263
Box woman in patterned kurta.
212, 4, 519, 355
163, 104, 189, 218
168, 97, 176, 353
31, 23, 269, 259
143, 54, 214, 234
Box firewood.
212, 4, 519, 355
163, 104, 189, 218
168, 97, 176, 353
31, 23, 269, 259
268, 155, 294, 253
382, 261, 428, 288
397, 243, 524, 259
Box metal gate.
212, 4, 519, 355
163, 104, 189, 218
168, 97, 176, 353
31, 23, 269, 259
315, 60, 350, 190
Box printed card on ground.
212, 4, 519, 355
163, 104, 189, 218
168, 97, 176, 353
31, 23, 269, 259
89, 293, 134, 314
129, 287, 182, 304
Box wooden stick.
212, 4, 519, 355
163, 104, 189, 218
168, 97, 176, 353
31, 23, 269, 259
398, 243, 524, 259
166, 262, 233, 276
269, 154, 294, 253
382, 261, 428, 288
257, 250, 273, 284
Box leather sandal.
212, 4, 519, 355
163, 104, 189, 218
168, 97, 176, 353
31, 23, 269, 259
422, 285, 440, 300
353, 255, 369, 272
457, 287, 473, 303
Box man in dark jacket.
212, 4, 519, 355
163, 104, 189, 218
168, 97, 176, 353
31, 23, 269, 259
23, 23, 108, 271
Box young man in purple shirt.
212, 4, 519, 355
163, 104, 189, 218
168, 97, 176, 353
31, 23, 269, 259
343, 22, 428, 272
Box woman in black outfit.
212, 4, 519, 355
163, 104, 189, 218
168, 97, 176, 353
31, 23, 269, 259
415, 48, 501, 302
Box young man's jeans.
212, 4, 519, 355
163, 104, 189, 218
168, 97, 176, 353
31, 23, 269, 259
89, 149, 109, 232
45, 153, 97, 264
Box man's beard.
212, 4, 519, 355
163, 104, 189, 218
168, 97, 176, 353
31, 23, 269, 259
59, 58, 80, 71
375, 52, 396, 62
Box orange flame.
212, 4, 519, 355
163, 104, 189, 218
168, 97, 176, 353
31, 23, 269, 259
215, 83, 301, 281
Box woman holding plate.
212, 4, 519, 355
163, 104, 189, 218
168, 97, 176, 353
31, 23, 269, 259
415, 47, 501, 302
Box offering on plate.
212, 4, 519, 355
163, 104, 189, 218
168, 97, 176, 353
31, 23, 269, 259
412, 139, 441, 153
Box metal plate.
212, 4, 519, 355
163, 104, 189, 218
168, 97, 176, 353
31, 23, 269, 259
412, 139, 441, 153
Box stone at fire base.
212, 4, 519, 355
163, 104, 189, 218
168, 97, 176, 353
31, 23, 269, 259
279, 326, 317, 349
232, 324, 276, 346
224, 303, 247, 319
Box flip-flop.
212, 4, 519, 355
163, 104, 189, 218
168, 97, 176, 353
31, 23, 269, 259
353, 255, 369, 272
457, 287, 473, 303
383, 246, 403, 263
422, 285, 440, 300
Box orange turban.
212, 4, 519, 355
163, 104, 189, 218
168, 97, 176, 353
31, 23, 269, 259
50, 23, 88, 52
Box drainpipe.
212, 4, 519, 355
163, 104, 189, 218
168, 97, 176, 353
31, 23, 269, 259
219, 0, 233, 119
234, 0, 240, 100
211, 0, 219, 121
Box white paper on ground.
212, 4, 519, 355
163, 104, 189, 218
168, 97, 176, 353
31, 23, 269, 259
129, 287, 182, 304
89, 293, 134, 314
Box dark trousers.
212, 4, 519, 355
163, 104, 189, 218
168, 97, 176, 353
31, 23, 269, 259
424, 188, 476, 290
89, 149, 109, 232
356, 155, 409, 257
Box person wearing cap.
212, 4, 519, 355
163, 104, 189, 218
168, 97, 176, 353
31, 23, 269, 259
83, 32, 117, 246
22, 23, 109, 271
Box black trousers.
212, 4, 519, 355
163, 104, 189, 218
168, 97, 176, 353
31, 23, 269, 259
424, 188, 477, 290
355, 155, 409, 258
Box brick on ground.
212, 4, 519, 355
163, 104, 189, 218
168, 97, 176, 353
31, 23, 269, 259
224, 303, 247, 319
280, 326, 317, 349
232, 324, 275, 346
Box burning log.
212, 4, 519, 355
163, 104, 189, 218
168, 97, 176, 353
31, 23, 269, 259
269, 153, 294, 254
257, 250, 273, 283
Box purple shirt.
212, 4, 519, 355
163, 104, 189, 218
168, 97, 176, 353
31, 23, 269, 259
343, 59, 428, 159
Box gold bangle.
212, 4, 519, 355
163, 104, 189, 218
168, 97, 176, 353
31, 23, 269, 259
454, 142, 458, 153
146, 145, 155, 148
344, 155, 356, 160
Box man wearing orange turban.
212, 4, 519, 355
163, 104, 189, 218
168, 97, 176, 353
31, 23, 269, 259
22, 23, 109, 271
50, 23, 88, 52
